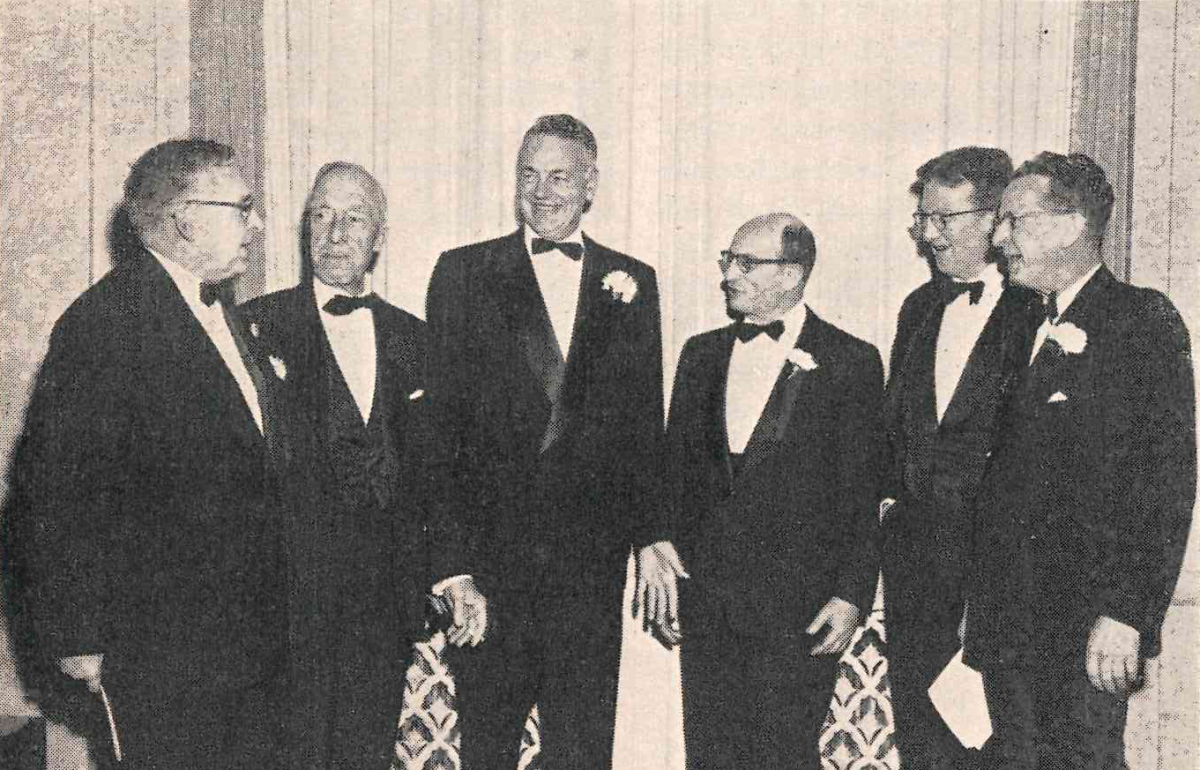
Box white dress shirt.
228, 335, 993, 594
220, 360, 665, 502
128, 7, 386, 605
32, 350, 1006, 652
313, 277, 378, 423
152, 252, 263, 432
525, 225, 585, 359
725, 301, 809, 454
1029, 263, 1102, 363
934, 263, 1005, 422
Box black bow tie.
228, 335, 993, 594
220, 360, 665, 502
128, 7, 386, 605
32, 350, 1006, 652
940, 279, 985, 305
323, 293, 380, 316
734, 319, 786, 343
199, 280, 234, 308
1042, 292, 1060, 324
531, 237, 583, 261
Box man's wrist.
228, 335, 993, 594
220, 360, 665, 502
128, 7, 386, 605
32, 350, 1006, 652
432, 574, 473, 595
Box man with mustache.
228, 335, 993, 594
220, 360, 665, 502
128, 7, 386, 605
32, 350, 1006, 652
2, 139, 287, 769
426, 114, 664, 769
238, 162, 443, 769
965, 152, 1195, 768
642, 213, 882, 769
879, 147, 1042, 769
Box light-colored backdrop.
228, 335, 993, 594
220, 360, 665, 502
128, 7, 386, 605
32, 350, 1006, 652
1, 2, 1196, 768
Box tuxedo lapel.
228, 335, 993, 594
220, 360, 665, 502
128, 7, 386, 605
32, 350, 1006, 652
704, 329, 737, 482
1018, 267, 1112, 407
560, 236, 623, 409
141, 255, 265, 453
491, 232, 562, 408
739, 312, 826, 481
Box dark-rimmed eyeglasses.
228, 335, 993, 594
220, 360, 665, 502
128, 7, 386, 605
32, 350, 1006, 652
911, 207, 993, 232
994, 209, 1076, 232
718, 251, 796, 273
185, 198, 256, 224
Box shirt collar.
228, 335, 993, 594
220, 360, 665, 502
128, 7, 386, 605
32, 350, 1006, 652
1052, 262, 1102, 320
738, 300, 808, 347
524, 224, 585, 259
313, 274, 374, 313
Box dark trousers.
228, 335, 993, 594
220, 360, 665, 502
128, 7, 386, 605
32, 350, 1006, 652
882, 497, 974, 770
680, 627, 837, 770
105, 668, 285, 770
980, 662, 1129, 770
445, 581, 625, 770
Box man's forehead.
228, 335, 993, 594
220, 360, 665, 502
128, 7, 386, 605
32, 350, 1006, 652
731, 223, 781, 256
921, 179, 976, 206
313, 172, 376, 204
192, 167, 249, 198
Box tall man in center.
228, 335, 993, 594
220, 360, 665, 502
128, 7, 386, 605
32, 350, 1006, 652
426, 114, 664, 768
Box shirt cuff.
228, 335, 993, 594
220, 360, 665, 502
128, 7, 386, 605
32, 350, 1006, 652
432, 574, 473, 595
879, 498, 897, 522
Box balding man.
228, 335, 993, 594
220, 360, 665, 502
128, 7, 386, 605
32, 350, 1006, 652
642, 213, 883, 768
2, 139, 286, 769
239, 162, 441, 769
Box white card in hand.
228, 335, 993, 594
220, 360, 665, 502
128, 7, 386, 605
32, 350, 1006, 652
927, 647, 992, 749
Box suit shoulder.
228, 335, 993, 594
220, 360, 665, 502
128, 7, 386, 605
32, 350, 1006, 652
53, 262, 140, 336
1113, 282, 1190, 344
436, 233, 515, 266
238, 285, 304, 321
590, 242, 657, 285
378, 302, 428, 339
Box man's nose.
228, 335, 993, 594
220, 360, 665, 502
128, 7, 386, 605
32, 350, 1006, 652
248, 209, 264, 232
329, 214, 346, 243
922, 217, 941, 241
992, 217, 1012, 246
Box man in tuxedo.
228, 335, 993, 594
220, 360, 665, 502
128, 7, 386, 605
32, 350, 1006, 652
1, 139, 287, 769
964, 152, 1195, 768
879, 147, 1042, 769
238, 162, 443, 769
425, 114, 664, 769
640, 213, 882, 769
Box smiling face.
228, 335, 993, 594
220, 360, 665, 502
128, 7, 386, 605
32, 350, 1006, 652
916, 180, 995, 280
516, 133, 597, 241
720, 219, 807, 322
992, 174, 1088, 295
307, 170, 385, 294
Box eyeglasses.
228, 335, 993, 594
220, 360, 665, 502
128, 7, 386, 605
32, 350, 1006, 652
717, 251, 796, 273
911, 207, 993, 232
185, 198, 256, 224
994, 209, 1075, 232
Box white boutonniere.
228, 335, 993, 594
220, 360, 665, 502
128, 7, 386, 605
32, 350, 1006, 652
249, 321, 260, 339
1047, 322, 1087, 355
601, 270, 638, 304
268, 354, 287, 380
786, 348, 819, 377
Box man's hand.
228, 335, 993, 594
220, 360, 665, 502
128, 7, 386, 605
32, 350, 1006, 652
634, 541, 689, 647
1087, 615, 1141, 696
58, 654, 104, 693
806, 597, 860, 656
438, 577, 488, 647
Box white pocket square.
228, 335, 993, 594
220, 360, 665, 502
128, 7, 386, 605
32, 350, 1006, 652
408, 389, 425, 401
1047, 391, 1068, 403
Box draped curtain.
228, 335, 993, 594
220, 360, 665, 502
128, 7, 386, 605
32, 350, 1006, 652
257, 3, 1076, 769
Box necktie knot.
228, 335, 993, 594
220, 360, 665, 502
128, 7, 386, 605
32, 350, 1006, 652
324, 293, 380, 316
734, 319, 786, 343
199, 280, 234, 308
939, 279, 985, 305
531, 237, 583, 261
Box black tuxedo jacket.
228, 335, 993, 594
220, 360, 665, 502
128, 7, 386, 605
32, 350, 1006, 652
661, 310, 884, 637
425, 229, 664, 604
964, 266, 1196, 668
237, 283, 436, 646
3, 248, 288, 694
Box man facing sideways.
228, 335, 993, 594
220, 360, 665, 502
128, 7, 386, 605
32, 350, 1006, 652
238, 162, 445, 769
1, 139, 288, 769
425, 114, 664, 769
879, 147, 1042, 769
638, 213, 882, 769
965, 152, 1195, 768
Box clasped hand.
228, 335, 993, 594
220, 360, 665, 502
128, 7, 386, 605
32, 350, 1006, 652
438, 576, 488, 647
634, 541, 689, 647
1087, 615, 1141, 696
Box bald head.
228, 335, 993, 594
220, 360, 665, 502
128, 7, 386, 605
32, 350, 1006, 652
721, 212, 816, 322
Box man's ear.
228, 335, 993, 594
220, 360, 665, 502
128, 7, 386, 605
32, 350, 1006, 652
172, 209, 195, 243
373, 224, 388, 254
584, 164, 599, 205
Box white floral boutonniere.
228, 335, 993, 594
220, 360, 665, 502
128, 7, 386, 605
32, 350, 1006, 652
268, 354, 288, 381
249, 321, 261, 339
1047, 322, 1087, 355
786, 348, 819, 378
601, 270, 638, 304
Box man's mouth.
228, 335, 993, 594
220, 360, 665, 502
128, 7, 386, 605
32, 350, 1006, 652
929, 242, 951, 254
